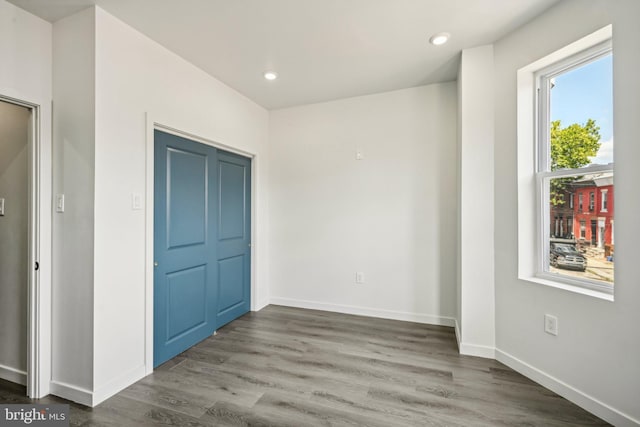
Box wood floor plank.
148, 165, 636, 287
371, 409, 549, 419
138, 366, 265, 408
0, 306, 610, 426
118, 380, 216, 418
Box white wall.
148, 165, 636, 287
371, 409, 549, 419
493, 1, 640, 425
90, 7, 269, 405
457, 45, 495, 358
0, 101, 29, 383
48, 6, 270, 406
51, 8, 96, 396
0, 0, 52, 397
268, 84, 457, 324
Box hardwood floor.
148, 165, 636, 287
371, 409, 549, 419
0, 305, 609, 426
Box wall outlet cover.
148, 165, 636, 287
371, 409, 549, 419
544, 314, 559, 336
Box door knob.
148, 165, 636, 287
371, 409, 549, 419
154, 261, 158, 267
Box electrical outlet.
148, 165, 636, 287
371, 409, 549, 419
355, 272, 365, 284
544, 314, 558, 336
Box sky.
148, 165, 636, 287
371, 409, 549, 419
550, 54, 613, 165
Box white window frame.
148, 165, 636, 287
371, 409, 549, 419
517, 25, 613, 300
601, 189, 608, 212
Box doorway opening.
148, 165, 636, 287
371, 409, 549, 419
0, 96, 41, 398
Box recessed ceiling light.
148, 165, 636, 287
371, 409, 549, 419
264, 71, 278, 81
429, 32, 450, 46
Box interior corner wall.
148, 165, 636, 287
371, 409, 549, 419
456, 45, 496, 357
493, 0, 640, 424
0, 101, 30, 382
268, 83, 457, 324
51, 7, 96, 397
0, 0, 53, 397
91, 6, 269, 404
455, 65, 463, 343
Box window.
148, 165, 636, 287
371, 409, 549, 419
567, 216, 573, 237
578, 193, 583, 211
601, 189, 608, 211
517, 25, 614, 297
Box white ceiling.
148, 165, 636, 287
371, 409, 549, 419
9, 0, 559, 109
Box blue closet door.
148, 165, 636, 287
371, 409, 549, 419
216, 152, 251, 327
154, 130, 251, 367
154, 131, 217, 367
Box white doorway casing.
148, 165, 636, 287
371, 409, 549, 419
0, 94, 51, 399
0, 98, 30, 388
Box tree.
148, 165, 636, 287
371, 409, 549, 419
550, 119, 601, 171
550, 119, 601, 206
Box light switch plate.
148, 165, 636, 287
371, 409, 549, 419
0, 198, 5, 216
55, 194, 65, 213
132, 193, 142, 210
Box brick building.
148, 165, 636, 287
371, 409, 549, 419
551, 172, 614, 250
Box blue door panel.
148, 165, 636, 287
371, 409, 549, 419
218, 161, 246, 240
166, 265, 207, 341
167, 148, 207, 249
218, 255, 245, 313
216, 152, 251, 328
154, 130, 251, 367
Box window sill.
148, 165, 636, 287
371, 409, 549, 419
520, 274, 614, 301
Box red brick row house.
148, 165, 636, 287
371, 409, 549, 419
550, 172, 614, 249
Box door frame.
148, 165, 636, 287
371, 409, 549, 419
143, 115, 257, 374
0, 94, 51, 398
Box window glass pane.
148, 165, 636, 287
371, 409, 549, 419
548, 175, 614, 285
549, 54, 613, 170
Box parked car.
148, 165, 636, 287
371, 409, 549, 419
550, 242, 587, 271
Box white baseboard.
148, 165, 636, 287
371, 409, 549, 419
458, 342, 496, 359
0, 364, 27, 386
50, 380, 93, 407
92, 365, 147, 407
270, 297, 456, 327
453, 320, 497, 359
253, 298, 270, 312
51, 365, 147, 408
496, 349, 640, 427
